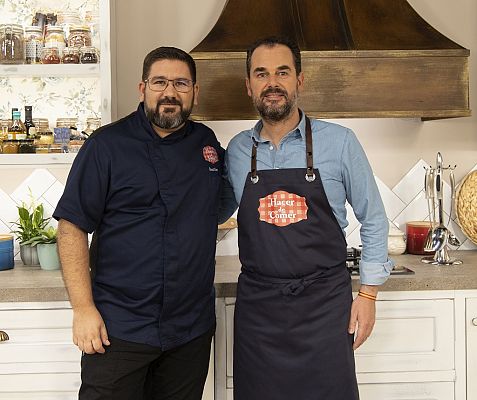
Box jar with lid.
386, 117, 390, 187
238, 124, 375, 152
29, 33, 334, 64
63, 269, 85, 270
84, 117, 101, 136
44, 25, 66, 57
62, 47, 80, 64
2, 140, 19, 154
0, 24, 25, 64
39, 131, 54, 144
18, 139, 36, 154
24, 26, 43, 64
35, 144, 50, 154
32, 118, 50, 134
85, 10, 100, 51
68, 25, 92, 48
57, 11, 81, 40
79, 46, 99, 64
41, 47, 61, 64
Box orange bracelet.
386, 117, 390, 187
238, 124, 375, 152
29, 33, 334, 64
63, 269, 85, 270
358, 291, 377, 301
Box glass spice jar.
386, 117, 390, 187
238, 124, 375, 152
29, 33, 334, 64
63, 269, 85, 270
24, 26, 43, 64
68, 25, 92, 48
57, 11, 81, 40
39, 131, 54, 144
79, 46, 99, 64
62, 47, 80, 64
18, 139, 36, 153
0, 24, 25, 64
35, 144, 50, 154
44, 25, 66, 57
2, 140, 19, 154
41, 47, 61, 64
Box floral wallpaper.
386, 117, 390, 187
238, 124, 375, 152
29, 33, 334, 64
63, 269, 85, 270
0, 76, 101, 128
0, 0, 101, 128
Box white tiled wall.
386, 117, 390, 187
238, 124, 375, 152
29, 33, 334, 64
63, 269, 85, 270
1, 161, 476, 260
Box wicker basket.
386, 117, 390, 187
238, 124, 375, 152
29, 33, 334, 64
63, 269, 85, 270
456, 170, 477, 244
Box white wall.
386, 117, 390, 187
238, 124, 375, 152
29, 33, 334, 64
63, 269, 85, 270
113, 0, 477, 187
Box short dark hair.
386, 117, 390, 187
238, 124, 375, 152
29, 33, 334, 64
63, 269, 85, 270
246, 36, 301, 77
142, 46, 197, 82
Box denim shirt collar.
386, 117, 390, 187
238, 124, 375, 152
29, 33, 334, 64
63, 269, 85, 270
251, 109, 307, 144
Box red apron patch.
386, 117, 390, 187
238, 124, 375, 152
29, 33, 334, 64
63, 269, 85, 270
258, 190, 308, 227
203, 146, 219, 164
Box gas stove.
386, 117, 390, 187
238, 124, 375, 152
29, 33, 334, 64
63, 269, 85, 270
346, 247, 414, 275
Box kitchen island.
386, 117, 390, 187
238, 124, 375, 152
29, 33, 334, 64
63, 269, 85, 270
1, 252, 477, 400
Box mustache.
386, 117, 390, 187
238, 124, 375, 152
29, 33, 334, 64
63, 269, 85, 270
261, 87, 288, 99
157, 97, 182, 106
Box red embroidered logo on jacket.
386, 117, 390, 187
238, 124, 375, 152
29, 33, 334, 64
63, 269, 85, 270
258, 191, 308, 227
203, 146, 219, 164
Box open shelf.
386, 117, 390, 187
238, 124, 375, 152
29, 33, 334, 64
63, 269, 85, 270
0, 64, 100, 77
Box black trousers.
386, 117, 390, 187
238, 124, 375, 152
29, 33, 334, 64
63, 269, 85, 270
79, 327, 214, 400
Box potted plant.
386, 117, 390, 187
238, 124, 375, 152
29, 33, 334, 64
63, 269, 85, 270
10, 202, 50, 266
23, 226, 61, 270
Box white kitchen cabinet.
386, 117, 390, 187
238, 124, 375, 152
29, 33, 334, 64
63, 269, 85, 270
467, 297, 477, 400
215, 292, 477, 400
0, 301, 214, 400
0, 302, 80, 399
358, 382, 454, 400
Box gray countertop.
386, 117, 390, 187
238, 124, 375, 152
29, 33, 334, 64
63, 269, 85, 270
1, 252, 477, 302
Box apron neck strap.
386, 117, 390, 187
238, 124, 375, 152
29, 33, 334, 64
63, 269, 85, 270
250, 116, 314, 184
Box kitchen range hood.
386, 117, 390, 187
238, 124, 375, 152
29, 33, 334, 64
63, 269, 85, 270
190, 0, 470, 121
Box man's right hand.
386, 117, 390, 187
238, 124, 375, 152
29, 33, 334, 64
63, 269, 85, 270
73, 305, 110, 354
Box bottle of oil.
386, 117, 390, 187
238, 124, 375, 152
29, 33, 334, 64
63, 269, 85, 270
8, 110, 26, 140
24, 106, 36, 138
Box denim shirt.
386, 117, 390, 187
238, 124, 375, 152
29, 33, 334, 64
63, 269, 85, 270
226, 112, 394, 285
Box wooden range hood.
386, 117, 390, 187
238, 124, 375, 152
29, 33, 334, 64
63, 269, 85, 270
190, 0, 470, 121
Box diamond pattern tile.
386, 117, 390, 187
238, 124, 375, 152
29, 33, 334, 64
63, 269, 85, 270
0, 188, 19, 229
375, 176, 406, 221
393, 159, 428, 204
10, 169, 57, 205
42, 181, 66, 209
1, 162, 476, 256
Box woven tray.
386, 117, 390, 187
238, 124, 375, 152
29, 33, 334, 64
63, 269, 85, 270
456, 170, 477, 244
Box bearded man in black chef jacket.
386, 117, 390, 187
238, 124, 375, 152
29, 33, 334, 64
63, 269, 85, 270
54, 46, 236, 400
226, 36, 394, 400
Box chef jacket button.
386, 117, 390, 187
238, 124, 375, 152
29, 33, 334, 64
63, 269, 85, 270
269, 145, 274, 150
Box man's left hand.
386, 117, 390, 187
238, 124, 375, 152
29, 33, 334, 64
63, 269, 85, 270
348, 289, 376, 350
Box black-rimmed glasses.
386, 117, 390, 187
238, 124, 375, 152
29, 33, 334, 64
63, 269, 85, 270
145, 77, 194, 93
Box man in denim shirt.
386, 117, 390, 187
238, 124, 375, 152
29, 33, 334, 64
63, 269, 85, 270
226, 36, 394, 400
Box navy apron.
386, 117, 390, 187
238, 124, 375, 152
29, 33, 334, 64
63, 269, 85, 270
233, 117, 359, 400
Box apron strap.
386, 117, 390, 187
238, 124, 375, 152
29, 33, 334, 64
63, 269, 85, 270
250, 116, 315, 184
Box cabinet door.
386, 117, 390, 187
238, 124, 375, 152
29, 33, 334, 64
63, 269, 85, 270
359, 382, 454, 400
467, 297, 477, 400
355, 299, 454, 373
0, 308, 80, 366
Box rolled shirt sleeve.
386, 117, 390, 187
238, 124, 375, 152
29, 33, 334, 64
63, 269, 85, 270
341, 129, 394, 285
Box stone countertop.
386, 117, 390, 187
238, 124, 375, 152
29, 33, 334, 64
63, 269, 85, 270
1, 252, 477, 302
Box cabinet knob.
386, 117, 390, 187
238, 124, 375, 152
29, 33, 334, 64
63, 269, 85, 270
473, 318, 477, 327
0, 331, 9, 342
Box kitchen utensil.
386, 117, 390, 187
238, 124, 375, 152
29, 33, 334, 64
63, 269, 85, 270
429, 153, 448, 252
447, 170, 461, 247
423, 169, 434, 251
0, 331, 8, 342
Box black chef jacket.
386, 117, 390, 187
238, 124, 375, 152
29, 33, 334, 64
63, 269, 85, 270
54, 103, 229, 350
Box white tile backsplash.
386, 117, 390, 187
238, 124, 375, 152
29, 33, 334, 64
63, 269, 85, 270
1, 161, 476, 255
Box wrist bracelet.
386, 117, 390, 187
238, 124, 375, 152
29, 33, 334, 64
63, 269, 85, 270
358, 291, 377, 301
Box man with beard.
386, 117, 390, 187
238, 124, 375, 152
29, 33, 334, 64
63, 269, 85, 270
226, 37, 393, 400
54, 46, 237, 400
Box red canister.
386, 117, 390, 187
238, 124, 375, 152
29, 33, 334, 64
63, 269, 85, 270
406, 221, 434, 255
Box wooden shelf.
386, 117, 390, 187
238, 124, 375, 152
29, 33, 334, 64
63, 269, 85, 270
0, 64, 100, 77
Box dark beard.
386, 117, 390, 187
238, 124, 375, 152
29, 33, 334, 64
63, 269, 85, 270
145, 96, 193, 130
253, 87, 295, 122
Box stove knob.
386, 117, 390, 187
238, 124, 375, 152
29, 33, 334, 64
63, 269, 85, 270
472, 318, 477, 327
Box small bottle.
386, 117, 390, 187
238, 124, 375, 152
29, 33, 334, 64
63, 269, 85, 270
24, 106, 36, 137
8, 110, 26, 140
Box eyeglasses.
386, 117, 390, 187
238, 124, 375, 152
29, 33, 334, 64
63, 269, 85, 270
144, 77, 194, 93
